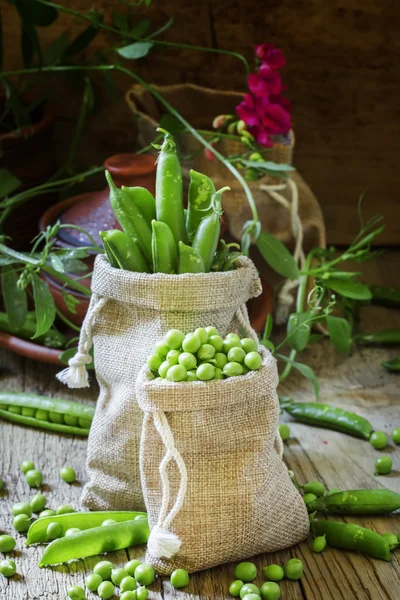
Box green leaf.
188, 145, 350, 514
117, 41, 153, 59
0, 169, 22, 198
49, 254, 64, 273
43, 31, 69, 65
243, 160, 295, 172
62, 26, 98, 61
2, 266, 27, 330
262, 313, 273, 342
130, 18, 151, 38
277, 353, 320, 399
286, 311, 311, 352
326, 278, 372, 301
326, 315, 352, 353
31, 273, 56, 338
1, 77, 31, 128
112, 9, 129, 33
256, 230, 299, 280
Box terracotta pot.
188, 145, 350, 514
0, 96, 56, 249
247, 276, 274, 334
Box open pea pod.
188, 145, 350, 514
27, 511, 146, 545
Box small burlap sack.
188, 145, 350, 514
126, 83, 326, 252
135, 348, 309, 574
57, 254, 263, 511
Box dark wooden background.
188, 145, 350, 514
2, 0, 400, 245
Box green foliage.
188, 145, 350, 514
117, 41, 153, 59
256, 230, 300, 280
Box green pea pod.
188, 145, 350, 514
178, 241, 205, 274
155, 128, 188, 245
121, 186, 156, 228
105, 170, 152, 266
381, 357, 400, 372
0, 311, 66, 349
192, 187, 229, 272
151, 220, 178, 274
186, 169, 216, 241
311, 519, 391, 561
283, 402, 373, 439
355, 329, 400, 345
100, 230, 150, 273
308, 489, 400, 516
99, 233, 120, 269
27, 510, 146, 545
287, 312, 311, 352
370, 285, 400, 308
38, 518, 149, 566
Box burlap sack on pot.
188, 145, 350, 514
126, 83, 326, 253
57, 254, 263, 511
135, 347, 309, 574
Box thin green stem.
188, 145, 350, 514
55, 308, 81, 332
42, 265, 91, 297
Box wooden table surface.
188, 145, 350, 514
1, 252, 400, 600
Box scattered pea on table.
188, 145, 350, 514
13, 513, 31, 533
30, 493, 47, 513
125, 559, 141, 576
262, 564, 284, 582
0, 558, 16, 577
60, 466, 76, 484
240, 583, 260, 598
21, 460, 35, 474
260, 581, 281, 600
234, 562, 257, 583
120, 575, 137, 592
312, 534, 327, 553
170, 568, 190, 588
284, 558, 303, 580
0, 535, 16, 553
135, 563, 155, 586
98, 581, 115, 600
392, 428, 400, 444
375, 455, 392, 475
85, 573, 103, 592
370, 431, 388, 450
39, 509, 56, 519
111, 567, 128, 586
25, 469, 43, 488
12, 501, 32, 517
229, 580, 244, 597
94, 560, 114, 580
67, 585, 85, 600
278, 424, 290, 441
136, 587, 149, 600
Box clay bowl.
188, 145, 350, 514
0, 331, 63, 365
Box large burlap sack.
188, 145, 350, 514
126, 83, 326, 252
58, 254, 263, 511
135, 347, 309, 574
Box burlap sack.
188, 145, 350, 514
135, 347, 309, 574
60, 254, 263, 510
126, 83, 326, 252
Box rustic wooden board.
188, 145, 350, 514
1, 252, 400, 599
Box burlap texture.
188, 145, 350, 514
136, 348, 309, 574
81, 254, 262, 511
126, 83, 326, 251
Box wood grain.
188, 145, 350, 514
1, 252, 400, 599
1, 0, 399, 245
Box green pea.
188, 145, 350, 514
94, 560, 114, 580
67, 585, 85, 600
102, 519, 117, 526
278, 424, 290, 442
65, 527, 81, 536
170, 568, 189, 588
49, 411, 64, 424
222, 337, 241, 353
78, 417, 91, 429
382, 533, 398, 550
136, 587, 149, 600
182, 333, 202, 353
166, 364, 187, 382
228, 347, 246, 363
209, 335, 224, 351
240, 583, 260, 598
244, 351, 262, 370
13, 514, 31, 532
30, 493, 47, 513
303, 493, 317, 506
121, 592, 137, 600
391, 428, 400, 444
60, 466, 76, 483
21, 407, 36, 417
154, 341, 169, 357
85, 573, 103, 592
303, 481, 325, 498
0, 558, 16, 577
375, 455, 392, 475
196, 363, 215, 381
242, 594, 261, 600
186, 370, 199, 381
262, 564, 284, 582
120, 575, 137, 591
214, 367, 224, 379
98, 581, 115, 600
56, 504, 75, 515
241, 338, 258, 353
242, 366, 250, 374
214, 352, 228, 369
234, 562, 257, 583
8, 405, 21, 414
284, 558, 303, 580
111, 567, 128, 586
46, 522, 63, 541
158, 360, 170, 378
194, 328, 208, 344
325, 487, 340, 497
229, 580, 244, 597
260, 582, 280, 600
25, 469, 43, 488
223, 362, 243, 377
134, 563, 155, 586
21, 460, 35, 474
35, 409, 49, 421
205, 326, 219, 338
164, 329, 185, 350
64, 414, 78, 427
370, 431, 388, 450
226, 332, 241, 340
0, 535, 16, 553
166, 349, 181, 365
39, 509, 56, 519
178, 352, 197, 370
12, 501, 33, 517
147, 353, 163, 372
312, 534, 327, 553
197, 344, 216, 361
125, 559, 142, 576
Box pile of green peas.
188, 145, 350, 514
147, 327, 263, 382
229, 559, 304, 599
368, 428, 400, 475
